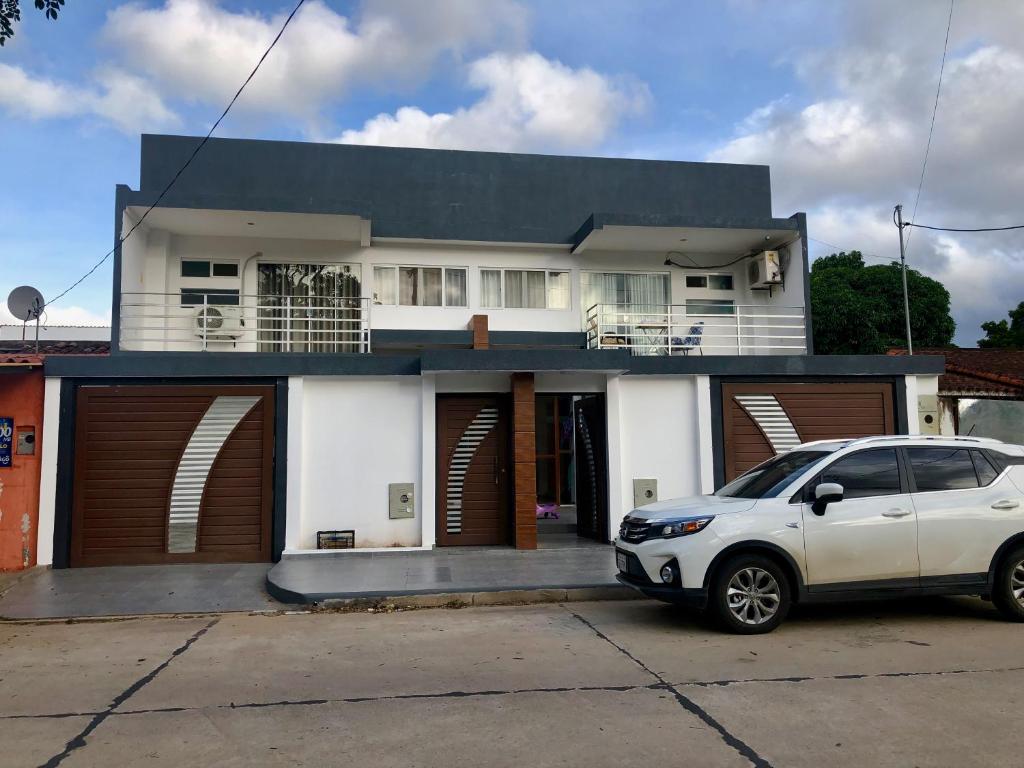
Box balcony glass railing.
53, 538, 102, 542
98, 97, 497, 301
585, 303, 807, 356
119, 292, 371, 352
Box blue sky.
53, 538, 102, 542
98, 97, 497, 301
2, 0, 1022, 345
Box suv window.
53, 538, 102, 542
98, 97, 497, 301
716, 450, 831, 499
972, 451, 1000, 486
818, 448, 901, 499
907, 447, 978, 492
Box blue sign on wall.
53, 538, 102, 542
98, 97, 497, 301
0, 418, 12, 468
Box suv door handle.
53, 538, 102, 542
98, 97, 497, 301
992, 500, 1021, 510
882, 508, 912, 518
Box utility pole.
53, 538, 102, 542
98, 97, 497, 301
895, 204, 913, 355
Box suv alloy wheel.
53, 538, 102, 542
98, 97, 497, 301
993, 546, 1024, 621
710, 554, 792, 634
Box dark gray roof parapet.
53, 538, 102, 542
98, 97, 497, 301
132, 134, 775, 245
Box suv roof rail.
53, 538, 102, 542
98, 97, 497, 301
843, 436, 1003, 448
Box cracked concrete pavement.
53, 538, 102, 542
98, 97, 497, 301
2, 595, 1022, 767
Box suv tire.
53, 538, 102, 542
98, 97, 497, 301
992, 546, 1024, 622
710, 554, 791, 634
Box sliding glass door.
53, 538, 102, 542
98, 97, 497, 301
581, 272, 670, 351
257, 263, 363, 352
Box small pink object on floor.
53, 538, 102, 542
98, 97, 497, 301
536, 503, 559, 519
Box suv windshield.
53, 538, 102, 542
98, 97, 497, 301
716, 450, 832, 499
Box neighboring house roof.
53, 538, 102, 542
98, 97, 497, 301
125, 134, 792, 245
0, 340, 111, 357
888, 348, 1024, 397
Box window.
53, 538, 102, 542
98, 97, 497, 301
180, 260, 238, 278
256, 263, 363, 353
972, 450, 1000, 486
819, 449, 901, 499
212, 263, 239, 277
685, 274, 734, 290
908, 448, 980, 492
182, 260, 210, 278
373, 266, 466, 307
581, 272, 669, 313
481, 269, 502, 308
716, 450, 831, 499
180, 288, 239, 307
481, 269, 571, 309
686, 298, 735, 316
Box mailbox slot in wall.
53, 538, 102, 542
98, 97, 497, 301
389, 483, 415, 519
633, 478, 658, 510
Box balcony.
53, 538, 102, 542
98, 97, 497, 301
585, 303, 807, 356
119, 292, 371, 353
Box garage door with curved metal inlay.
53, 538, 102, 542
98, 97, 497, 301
723, 382, 896, 482
70, 385, 274, 567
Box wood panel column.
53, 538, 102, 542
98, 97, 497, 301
511, 372, 537, 549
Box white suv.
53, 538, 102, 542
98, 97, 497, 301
615, 436, 1024, 634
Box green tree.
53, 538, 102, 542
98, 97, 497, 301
978, 301, 1024, 348
1, 1, 64, 46
810, 250, 956, 354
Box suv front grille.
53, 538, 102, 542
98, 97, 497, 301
619, 517, 651, 543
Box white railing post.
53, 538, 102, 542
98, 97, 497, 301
200, 294, 208, 352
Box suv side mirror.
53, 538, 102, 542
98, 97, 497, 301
812, 482, 844, 516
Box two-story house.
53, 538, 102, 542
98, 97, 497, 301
35, 134, 943, 569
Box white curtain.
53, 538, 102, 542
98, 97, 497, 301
481, 269, 502, 308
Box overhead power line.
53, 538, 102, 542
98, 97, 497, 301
808, 237, 894, 263
904, 0, 955, 256
906, 222, 1024, 233
43, 0, 307, 310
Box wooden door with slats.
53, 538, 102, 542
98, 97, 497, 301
436, 396, 510, 546
722, 382, 895, 482
70, 385, 274, 566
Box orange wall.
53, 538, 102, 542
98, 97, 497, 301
0, 370, 45, 571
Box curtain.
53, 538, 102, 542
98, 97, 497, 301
445, 269, 467, 307
525, 271, 545, 308
481, 270, 502, 308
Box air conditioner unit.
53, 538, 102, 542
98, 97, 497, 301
747, 250, 782, 288
194, 306, 244, 340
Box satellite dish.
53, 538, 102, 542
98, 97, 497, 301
7, 286, 44, 322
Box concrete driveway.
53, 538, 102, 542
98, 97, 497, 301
2, 597, 1021, 768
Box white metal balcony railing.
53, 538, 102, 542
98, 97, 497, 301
119, 292, 371, 353
585, 303, 807, 356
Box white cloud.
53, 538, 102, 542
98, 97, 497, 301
101, 0, 528, 120
336, 52, 649, 152
708, 0, 1024, 345
0, 302, 111, 328
0, 63, 179, 133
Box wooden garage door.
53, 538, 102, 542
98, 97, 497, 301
71, 385, 274, 566
436, 396, 510, 546
722, 382, 895, 481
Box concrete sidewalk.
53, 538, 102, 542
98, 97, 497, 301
267, 541, 623, 604
0, 563, 280, 619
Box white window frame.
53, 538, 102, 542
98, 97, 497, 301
179, 259, 241, 279
479, 268, 571, 310
372, 264, 468, 307
684, 273, 735, 291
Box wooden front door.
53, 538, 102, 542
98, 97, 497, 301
70, 385, 275, 567
436, 396, 510, 546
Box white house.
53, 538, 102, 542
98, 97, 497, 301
35, 134, 943, 569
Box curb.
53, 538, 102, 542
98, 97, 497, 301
314, 585, 641, 611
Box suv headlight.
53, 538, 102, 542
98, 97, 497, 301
647, 516, 714, 540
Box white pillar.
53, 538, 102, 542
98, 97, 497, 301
694, 375, 715, 494
285, 376, 304, 551
420, 375, 437, 549
36, 377, 61, 566
904, 375, 920, 435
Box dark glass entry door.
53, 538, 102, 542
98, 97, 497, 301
574, 395, 609, 542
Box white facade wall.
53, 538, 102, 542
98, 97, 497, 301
118, 226, 808, 351
609, 376, 703, 532
35, 377, 61, 567
292, 377, 424, 550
